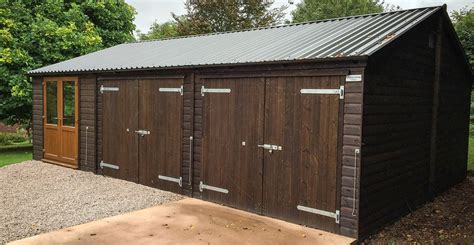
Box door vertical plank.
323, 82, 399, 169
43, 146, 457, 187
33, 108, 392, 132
101, 79, 139, 182
202, 77, 264, 213
139, 78, 183, 193
263, 76, 341, 232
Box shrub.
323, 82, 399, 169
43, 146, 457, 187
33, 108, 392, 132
0, 133, 27, 146
0, 133, 11, 145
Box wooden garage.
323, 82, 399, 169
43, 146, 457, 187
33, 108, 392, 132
29, 6, 472, 240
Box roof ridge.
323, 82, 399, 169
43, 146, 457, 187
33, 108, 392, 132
131, 5, 443, 44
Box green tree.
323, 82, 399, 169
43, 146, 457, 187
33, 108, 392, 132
452, 7, 474, 67
172, 0, 287, 36
138, 21, 178, 41
0, 0, 136, 134
291, 0, 392, 23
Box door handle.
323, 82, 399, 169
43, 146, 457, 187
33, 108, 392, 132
258, 144, 282, 153
135, 130, 150, 136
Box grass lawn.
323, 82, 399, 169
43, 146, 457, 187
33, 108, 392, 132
0, 141, 33, 168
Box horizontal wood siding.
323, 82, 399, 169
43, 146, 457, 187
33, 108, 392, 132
339, 71, 364, 238
193, 74, 203, 198
97, 81, 103, 173
181, 73, 194, 196
79, 76, 97, 172
433, 20, 471, 193
359, 15, 438, 238
32, 77, 43, 160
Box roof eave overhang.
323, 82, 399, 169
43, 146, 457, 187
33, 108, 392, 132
28, 56, 368, 77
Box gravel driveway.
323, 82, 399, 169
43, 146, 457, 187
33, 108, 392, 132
0, 161, 183, 244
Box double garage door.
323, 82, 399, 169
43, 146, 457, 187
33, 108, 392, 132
100, 75, 342, 232
100, 77, 184, 193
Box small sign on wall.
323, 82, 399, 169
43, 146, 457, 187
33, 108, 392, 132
346, 75, 362, 82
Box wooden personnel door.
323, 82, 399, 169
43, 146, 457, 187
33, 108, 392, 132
262, 76, 342, 232
100, 79, 139, 182
139, 78, 184, 193
43, 77, 78, 167
201, 77, 265, 213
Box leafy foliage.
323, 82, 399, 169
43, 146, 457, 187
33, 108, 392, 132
172, 0, 287, 36
452, 7, 474, 67
291, 0, 395, 23
138, 21, 178, 41
0, 0, 136, 130
0, 132, 27, 146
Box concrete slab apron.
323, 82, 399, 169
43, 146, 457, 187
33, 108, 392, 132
10, 198, 355, 245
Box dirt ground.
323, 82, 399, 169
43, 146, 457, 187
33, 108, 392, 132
365, 172, 474, 244
10, 198, 354, 245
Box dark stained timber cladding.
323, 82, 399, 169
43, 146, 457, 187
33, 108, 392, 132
340, 73, 364, 238
79, 76, 97, 172
32, 77, 43, 160
97, 82, 102, 171
193, 75, 203, 198
359, 15, 438, 238
433, 21, 471, 193
181, 73, 194, 197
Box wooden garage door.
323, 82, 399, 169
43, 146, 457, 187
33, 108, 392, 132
100, 78, 184, 192
201, 77, 265, 213
263, 76, 342, 232
139, 78, 184, 193
100, 79, 139, 182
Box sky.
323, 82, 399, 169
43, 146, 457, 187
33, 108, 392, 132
126, 0, 474, 33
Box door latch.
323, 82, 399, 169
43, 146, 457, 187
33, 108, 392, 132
257, 144, 283, 153
135, 130, 150, 137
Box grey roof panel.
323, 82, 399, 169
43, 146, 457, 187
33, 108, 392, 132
29, 6, 441, 74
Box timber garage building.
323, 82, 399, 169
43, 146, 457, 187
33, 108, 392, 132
29, 6, 472, 240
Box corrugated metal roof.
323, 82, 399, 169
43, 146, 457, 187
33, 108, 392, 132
29, 6, 441, 75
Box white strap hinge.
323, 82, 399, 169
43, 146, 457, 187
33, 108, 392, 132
300, 85, 344, 99
201, 86, 231, 96
199, 181, 229, 194
99, 85, 119, 94
159, 85, 183, 96
158, 175, 182, 187
297, 205, 340, 224
99, 160, 119, 170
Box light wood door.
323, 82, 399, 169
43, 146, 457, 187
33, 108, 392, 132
43, 77, 78, 167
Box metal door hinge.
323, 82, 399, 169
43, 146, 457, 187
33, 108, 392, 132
100, 160, 119, 170
99, 85, 119, 94
199, 181, 229, 194
297, 205, 340, 224
201, 86, 231, 96
159, 85, 183, 96
158, 175, 182, 187
300, 86, 344, 99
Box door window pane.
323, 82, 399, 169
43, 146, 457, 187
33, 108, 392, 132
46, 81, 58, 124
63, 81, 75, 126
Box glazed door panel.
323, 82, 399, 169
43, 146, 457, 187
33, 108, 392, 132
263, 76, 341, 232
43, 78, 78, 167
59, 80, 78, 165
44, 80, 60, 161
139, 78, 183, 193
202, 77, 265, 213
101, 80, 139, 182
